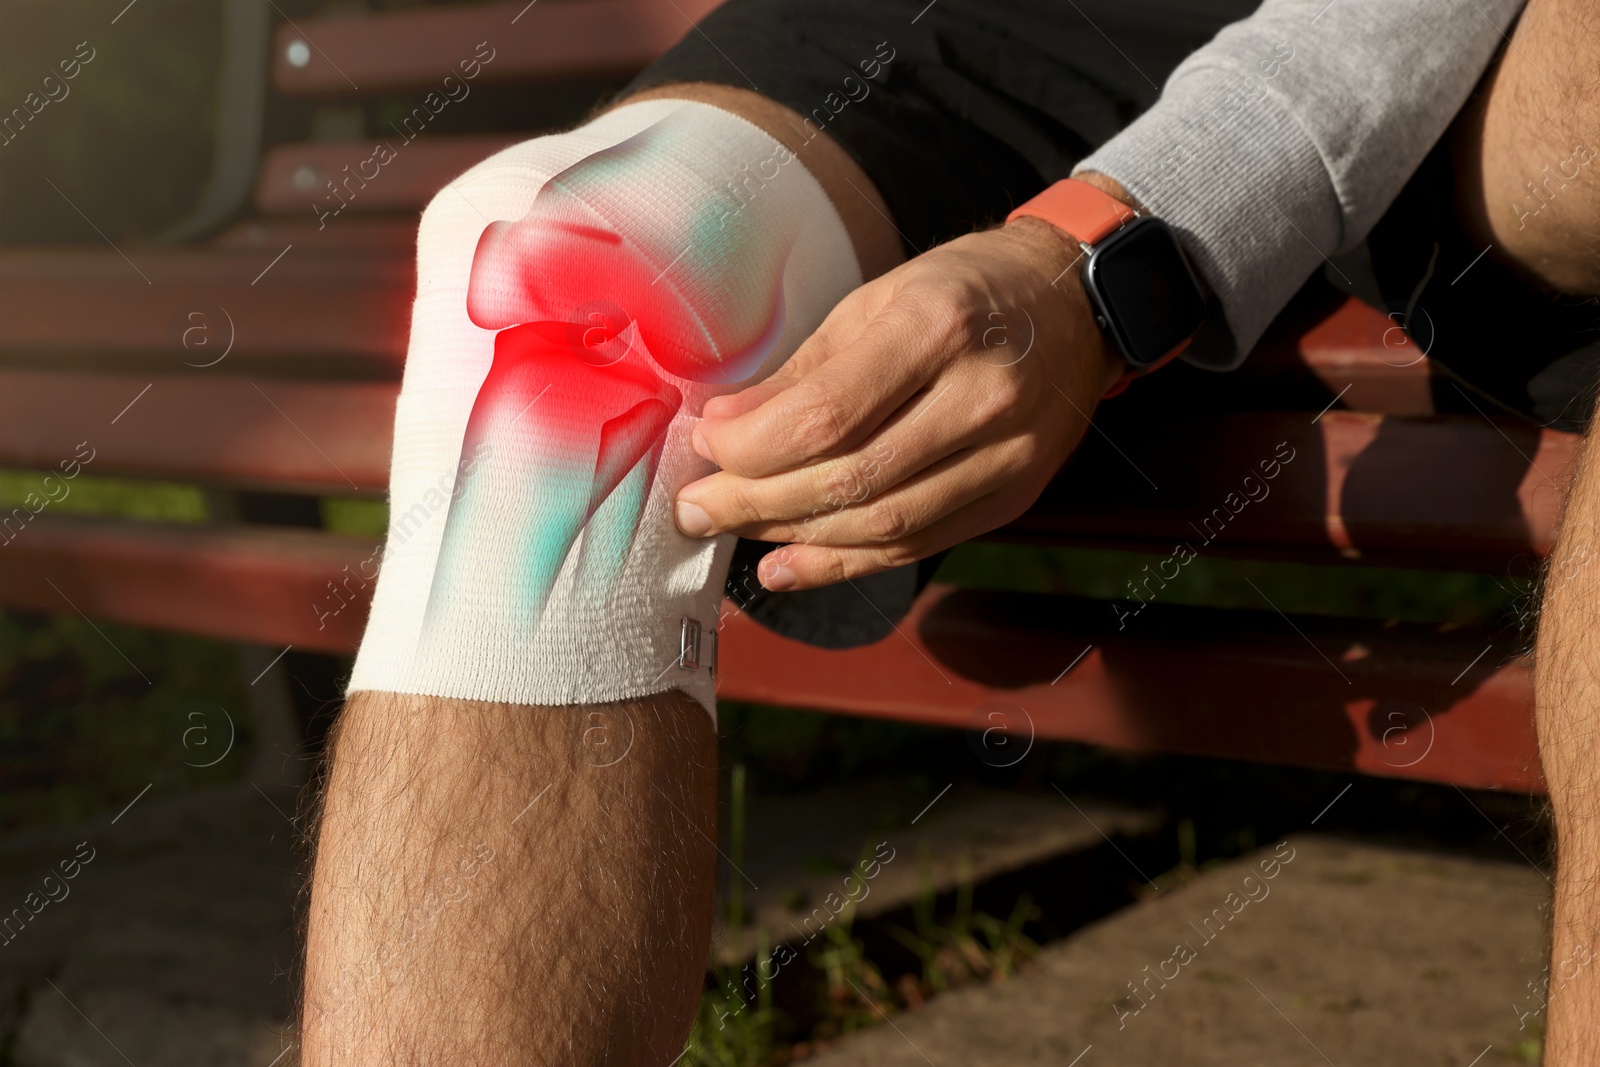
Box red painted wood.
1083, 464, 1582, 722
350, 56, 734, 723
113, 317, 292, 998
715, 584, 1544, 793
271, 0, 726, 96
0, 520, 1540, 792
0, 251, 1441, 412
254, 135, 523, 216
1009, 410, 1574, 570
0, 516, 378, 653
0, 366, 1574, 563
213, 216, 420, 253
1294, 295, 1434, 416
0, 371, 396, 494
0, 246, 412, 369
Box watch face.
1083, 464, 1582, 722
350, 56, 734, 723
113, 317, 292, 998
1083, 217, 1206, 370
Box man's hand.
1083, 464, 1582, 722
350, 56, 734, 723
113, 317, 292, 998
672, 213, 1124, 591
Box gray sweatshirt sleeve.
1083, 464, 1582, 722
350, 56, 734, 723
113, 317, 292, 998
1074, 0, 1523, 369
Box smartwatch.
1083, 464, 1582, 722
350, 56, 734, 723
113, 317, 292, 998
1007, 178, 1206, 396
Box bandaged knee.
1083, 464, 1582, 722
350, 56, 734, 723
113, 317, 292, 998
348, 98, 861, 716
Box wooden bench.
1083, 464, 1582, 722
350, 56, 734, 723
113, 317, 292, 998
0, 0, 1551, 795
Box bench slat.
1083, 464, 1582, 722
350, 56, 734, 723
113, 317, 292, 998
212, 216, 422, 253
1023, 410, 1571, 569
0, 246, 412, 372
0, 237, 1425, 405
719, 584, 1542, 793
1285, 292, 1433, 416
0, 515, 378, 652
0, 371, 395, 494
254, 135, 522, 216
0, 367, 1572, 564
0, 522, 1538, 792
272, 0, 724, 97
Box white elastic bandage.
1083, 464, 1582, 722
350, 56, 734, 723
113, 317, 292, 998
348, 99, 862, 717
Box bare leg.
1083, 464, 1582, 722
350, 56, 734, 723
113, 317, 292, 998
1470, 3, 1600, 1059
299, 691, 716, 1066
298, 85, 901, 1066
1536, 431, 1600, 1064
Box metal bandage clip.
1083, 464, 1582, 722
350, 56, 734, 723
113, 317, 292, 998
678, 617, 717, 678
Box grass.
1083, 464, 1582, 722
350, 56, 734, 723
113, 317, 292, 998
0, 470, 209, 524
323, 497, 389, 538
682, 869, 1043, 1065
887, 856, 1040, 998
680, 764, 1044, 1066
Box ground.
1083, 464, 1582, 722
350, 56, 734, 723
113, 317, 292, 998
0, 769, 1551, 1067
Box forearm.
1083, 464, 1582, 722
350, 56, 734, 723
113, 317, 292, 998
299, 689, 718, 1066
1536, 428, 1600, 1062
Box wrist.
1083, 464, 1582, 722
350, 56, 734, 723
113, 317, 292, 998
1007, 174, 1207, 391
998, 215, 1126, 395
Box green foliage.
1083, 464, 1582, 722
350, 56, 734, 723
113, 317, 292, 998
1508, 1018, 1543, 1062
889, 855, 1039, 997
680, 767, 1042, 1066
685, 942, 781, 1067
0, 469, 208, 523
322, 497, 389, 538
937, 542, 1518, 626
0, 611, 250, 829
808, 913, 894, 1038
684, 762, 782, 1067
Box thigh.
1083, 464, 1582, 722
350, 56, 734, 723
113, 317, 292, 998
1365, 102, 1600, 433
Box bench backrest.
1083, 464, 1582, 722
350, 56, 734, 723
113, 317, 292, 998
0, 0, 1560, 794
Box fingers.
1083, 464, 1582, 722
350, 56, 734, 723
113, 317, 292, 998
694, 377, 789, 458
677, 378, 980, 533
673, 222, 1111, 593
753, 489, 1027, 592
696, 298, 947, 478
694, 436, 1034, 547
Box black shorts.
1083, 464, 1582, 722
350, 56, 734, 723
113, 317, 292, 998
627, 0, 1600, 646
631, 0, 1258, 256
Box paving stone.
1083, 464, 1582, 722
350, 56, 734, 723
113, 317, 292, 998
0, 782, 300, 1067
5, 781, 1539, 1066
0, 776, 1156, 1063
719, 782, 1157, 964
806, 834, 1550, 1067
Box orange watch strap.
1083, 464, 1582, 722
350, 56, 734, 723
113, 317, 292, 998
1103, 336, 1193, 398
1006, 178, 1137, 245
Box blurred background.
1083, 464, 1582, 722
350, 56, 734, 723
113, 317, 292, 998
0, 1, 1559, 1065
